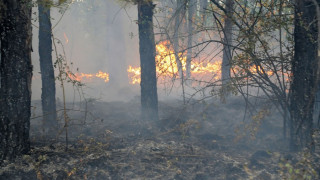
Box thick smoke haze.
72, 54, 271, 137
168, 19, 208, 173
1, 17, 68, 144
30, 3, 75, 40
2, 1, 320, 179
31, 0, 226, 103
32, 0, 140, 102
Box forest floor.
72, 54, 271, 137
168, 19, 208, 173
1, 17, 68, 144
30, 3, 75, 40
1, 96, 320, 180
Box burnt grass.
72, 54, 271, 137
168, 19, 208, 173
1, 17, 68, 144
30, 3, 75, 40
1, 97, 320, 179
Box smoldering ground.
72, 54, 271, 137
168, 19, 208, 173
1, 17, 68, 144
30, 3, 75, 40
3, 95, 315, 179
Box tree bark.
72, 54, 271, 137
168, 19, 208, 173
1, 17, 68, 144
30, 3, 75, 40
221, 0, 234, 97
138, 1, 159, 121
38, 0, 57, 135
290, 0, 318, 151
0, 0, 33, 160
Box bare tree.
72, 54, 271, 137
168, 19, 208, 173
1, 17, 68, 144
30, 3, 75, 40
209, 0, 293, 147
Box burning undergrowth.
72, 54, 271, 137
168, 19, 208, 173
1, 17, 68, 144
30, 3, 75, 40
1, 97, 320, 179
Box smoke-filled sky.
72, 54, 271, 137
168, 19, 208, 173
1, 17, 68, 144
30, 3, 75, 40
32, 0, 141, 101
31, 0, 226, 102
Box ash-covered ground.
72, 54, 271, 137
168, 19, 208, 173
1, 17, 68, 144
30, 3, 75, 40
1, 97, 319, 179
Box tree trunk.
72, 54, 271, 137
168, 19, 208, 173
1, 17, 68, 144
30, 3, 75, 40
186, 0, 196, 80
290, 0, 318, 151
200, 0, 208, 24
38, 0, 57, 135
0, 0, 32, 160
138, 1, 158, 121
174, 0, 187, 104
174, 0, 185, 80
200, 0, 208, 11
221, 0, 234, 97
312, 0, 320, 130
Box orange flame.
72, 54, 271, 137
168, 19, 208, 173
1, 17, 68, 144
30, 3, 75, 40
155, 41, 186, 75
127, 41, 279, 85
68, 71, 109, 83
249, 66, 274, 76
127, 41, 222, 84
127, 66, 141, 84
95, 71, 110, 82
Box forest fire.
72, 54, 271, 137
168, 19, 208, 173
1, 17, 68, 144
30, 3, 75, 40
68, 41, 274, 85
127, 41, 278, 85
127, 41, 222, 85
127, 66, 141, 85
4, 0, 320, 179
68, 71, 109, 82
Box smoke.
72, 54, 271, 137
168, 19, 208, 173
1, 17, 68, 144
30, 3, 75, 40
32, 0, 140, 102
31, 0, 225, 103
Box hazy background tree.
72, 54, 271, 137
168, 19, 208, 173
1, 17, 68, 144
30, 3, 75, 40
0, 0, 33, 160
70, 0, 130, 90
104, 2, 129, 89
200, 0, 208, 23
173, 0, 186, 80
221, 0, 234, 98
186, 0, 196, 80
38, 0, 58, 136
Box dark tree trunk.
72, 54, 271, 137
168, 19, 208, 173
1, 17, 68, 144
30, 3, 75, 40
186, 0, 196, 80
138, 1, 158, 121
38, 0, 57, 135
221, 0, 234, 96
0, 0, 32, 160
290, 0, 318, 151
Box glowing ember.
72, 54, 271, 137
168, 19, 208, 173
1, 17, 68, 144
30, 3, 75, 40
68, 71, 109, 83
